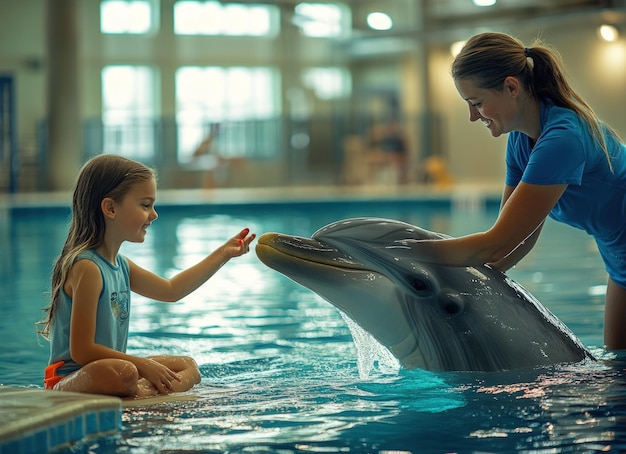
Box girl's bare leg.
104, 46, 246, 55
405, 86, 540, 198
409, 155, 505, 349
54, 359, 140, 397
53, 355, 200, 397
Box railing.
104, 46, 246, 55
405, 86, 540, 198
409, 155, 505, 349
8, 112, 441, 192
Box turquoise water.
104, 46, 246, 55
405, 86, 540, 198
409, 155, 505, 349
1, 199, 625, 453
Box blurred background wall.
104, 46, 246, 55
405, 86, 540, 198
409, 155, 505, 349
0, 0, 624, 192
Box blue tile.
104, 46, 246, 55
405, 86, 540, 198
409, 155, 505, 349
21, 434, 34, 454
100, 409, 121, 432
33, 429, 48, 453
49, 423, 67, 449
67, 417, 74, 442
85, 411, 98, 435
1, 439, 21, 454
70, 415, 84, 441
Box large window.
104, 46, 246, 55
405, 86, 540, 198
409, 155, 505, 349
302, 67, 351, 100
174, 1, 279, 36
101, 66, 158, 160
100, 0, 158, 34
293, 3, 350, 38
176, 66, 280, 162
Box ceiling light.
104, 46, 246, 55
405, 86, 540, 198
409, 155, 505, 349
473, 0, 496, 6
598, 24, 619, 42
450, 40, 466, 57
367, 12, 393, 31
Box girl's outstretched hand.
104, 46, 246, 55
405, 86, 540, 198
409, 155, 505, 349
225, 228, 256, 258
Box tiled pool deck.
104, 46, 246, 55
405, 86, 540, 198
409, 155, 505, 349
0, 184, 503, 452
0, 386, 122, 453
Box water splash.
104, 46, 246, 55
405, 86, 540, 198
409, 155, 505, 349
339, 310, 400, 379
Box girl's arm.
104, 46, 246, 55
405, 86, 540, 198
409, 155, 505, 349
407, 182, 567, 267
129, 227, 256, 302
67, 259, 180, 393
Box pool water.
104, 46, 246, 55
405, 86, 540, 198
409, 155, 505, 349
2, 199, 625, 453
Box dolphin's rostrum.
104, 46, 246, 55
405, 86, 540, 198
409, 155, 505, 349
255, 217, 594, 372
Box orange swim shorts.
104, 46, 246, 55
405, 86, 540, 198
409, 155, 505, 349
44, 361, 65, 390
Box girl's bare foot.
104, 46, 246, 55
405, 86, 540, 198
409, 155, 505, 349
135, 378, 159, 398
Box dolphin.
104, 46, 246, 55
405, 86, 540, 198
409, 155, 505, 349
255, 217, 594, 372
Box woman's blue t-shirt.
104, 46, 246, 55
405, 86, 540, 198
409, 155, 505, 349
505, 100, 626, 285
506, 100, 626, 244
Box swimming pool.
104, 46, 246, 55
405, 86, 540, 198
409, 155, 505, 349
2, 196, 625, 453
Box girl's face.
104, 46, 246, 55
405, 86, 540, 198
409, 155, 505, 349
454, 77, 521, 138
114, 178, 158, 243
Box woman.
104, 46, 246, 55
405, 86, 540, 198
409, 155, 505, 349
408, 32, 626, 350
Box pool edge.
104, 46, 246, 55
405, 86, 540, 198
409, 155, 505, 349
0, 386, 122, 453
0, 184, 503, 210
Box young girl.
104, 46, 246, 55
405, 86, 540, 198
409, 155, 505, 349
403, 32, 626, 350
39, 154, 256, 397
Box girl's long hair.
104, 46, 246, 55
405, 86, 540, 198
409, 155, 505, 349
37, 154, 155, 339
451, 32, 621, 169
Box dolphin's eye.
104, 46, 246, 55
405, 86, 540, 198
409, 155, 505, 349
438, 292, 465, 318
412, 278, 431, 295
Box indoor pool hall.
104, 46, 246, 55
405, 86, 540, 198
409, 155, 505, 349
1, 0, 626, 453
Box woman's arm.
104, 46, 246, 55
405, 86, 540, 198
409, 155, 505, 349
487, 184, 543, 271
488, 221, 543, 272
129, 227, 255, 302
407, 182, 567, 267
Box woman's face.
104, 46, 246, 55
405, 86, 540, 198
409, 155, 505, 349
454, 77, 520, 138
